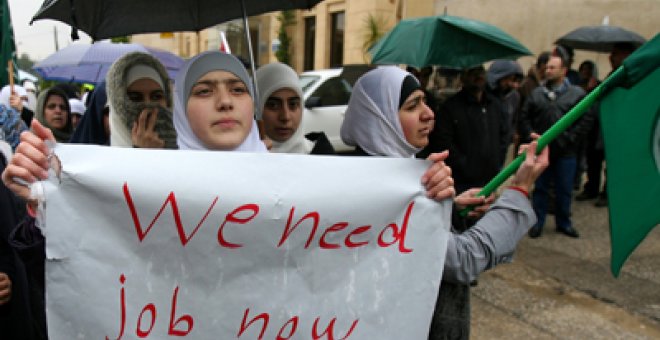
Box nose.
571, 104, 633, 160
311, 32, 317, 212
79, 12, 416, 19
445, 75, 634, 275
421, 102, 434, 121
214, 87, 233, 111
279, 104, 293, 122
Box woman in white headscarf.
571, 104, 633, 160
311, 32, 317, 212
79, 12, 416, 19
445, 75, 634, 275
341, 66, 549, 339
255, 62, 334, 154
173, 51, 266, 152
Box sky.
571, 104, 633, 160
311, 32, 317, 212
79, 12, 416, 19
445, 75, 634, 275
8, 0, 92, 62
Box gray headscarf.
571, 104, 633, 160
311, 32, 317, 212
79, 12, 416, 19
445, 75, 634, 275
173, 51, 266, 152
340, 66, 420, 157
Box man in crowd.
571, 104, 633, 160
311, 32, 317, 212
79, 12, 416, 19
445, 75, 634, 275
519, 53, 594, 238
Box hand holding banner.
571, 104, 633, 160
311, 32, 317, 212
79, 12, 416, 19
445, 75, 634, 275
42, 145, 451, 339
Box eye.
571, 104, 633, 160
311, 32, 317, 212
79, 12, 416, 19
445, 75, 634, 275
265, 99, 282, 111
287, 99, 301, 110
127, 92, 145, 103
191, 85, 212, 97
150, 91, 165, 102
229, 84, 248, 95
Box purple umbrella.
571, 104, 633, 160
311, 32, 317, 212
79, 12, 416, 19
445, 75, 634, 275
32, 42, 184, 84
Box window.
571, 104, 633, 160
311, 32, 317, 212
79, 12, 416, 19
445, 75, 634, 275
329, 12, 345, 68
304, 17, 316, 71
310, 77, 352, 107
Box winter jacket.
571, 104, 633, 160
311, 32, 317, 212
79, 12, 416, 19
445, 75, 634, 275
519, 79, 594, 159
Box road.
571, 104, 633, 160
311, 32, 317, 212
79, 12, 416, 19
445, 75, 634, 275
470, 196, 660, 339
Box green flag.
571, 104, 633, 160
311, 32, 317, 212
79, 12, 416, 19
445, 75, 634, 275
1, 0, 18, 88
600, 33, 660, 276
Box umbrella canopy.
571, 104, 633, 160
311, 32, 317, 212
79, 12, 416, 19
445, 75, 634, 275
555, 25, 647, 52
31, 0, 323, 41
32, 42, 184, 84
369, 15, 532, 69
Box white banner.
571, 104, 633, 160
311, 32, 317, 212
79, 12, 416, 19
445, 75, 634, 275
42, 144, 451, 339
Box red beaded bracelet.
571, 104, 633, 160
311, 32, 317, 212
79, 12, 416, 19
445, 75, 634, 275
26, 202, 38, 218
507, 186, 529, 198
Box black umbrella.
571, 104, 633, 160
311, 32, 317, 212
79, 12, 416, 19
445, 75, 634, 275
32, 0, 322, 117
31, 0, 321, 41
555, 25, 646, 52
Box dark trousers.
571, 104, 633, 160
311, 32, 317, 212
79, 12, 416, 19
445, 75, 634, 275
533, 156, 577, 231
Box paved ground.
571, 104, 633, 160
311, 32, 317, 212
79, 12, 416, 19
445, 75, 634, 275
470, 196, 660, 339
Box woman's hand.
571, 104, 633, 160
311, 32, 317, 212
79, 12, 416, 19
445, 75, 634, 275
131, 108, 165, 148
0, 273, 11, 305
422, 151, 455, 201
511, 135, 549, 192
9, 93, 24, 112
1, 120, 54, 201
454, 188, 495, 218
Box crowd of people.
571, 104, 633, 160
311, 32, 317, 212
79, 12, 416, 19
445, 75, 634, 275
2, 39, 639, 338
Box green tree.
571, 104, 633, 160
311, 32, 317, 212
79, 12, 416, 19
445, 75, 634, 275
275, 10, 296, 66
111, 36, 131, 43
362, 14, 389, 63
16, 53, 34, 71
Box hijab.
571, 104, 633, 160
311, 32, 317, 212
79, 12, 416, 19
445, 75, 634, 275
106, 52, 176, 148
69, 82, 109, 145
35, 87, 73, 143
173, 51, 266, 152
0, 85, 29, 109
340, 66, 421, 158
255, 62, 312, 154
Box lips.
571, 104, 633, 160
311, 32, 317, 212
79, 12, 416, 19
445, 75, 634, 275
212, 119, 239, 129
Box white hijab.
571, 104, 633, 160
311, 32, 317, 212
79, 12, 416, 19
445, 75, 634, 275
340, 66, 421, 157
174, 51, 266, 152
256, 62, 312, 154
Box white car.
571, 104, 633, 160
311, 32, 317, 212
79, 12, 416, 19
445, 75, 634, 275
299, 68, 354, 152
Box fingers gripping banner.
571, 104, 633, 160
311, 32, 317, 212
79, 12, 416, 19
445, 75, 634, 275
41, 144, 451, 339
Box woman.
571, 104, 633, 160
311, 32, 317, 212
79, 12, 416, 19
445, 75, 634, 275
106, 52, 177, 148
173, 51, 266, 152
34, 87, 73, 143
255, 62, 334, 154
340, 66, 549, 339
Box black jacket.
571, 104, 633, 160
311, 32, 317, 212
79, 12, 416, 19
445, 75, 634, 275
518, 80, 594, 159
0, 154, 47, 340
424, 89, 509, 193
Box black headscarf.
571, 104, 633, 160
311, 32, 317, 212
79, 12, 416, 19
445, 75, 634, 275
69, 82, 109, 145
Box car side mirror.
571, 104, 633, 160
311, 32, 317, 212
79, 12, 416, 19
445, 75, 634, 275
305, 96, 322, 109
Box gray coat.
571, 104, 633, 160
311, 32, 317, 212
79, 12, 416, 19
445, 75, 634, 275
429, 189, 536, 340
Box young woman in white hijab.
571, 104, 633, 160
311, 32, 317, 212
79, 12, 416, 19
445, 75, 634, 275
173, 51, 266, 152
255, 63, 334, 154
340, 66, 549, 339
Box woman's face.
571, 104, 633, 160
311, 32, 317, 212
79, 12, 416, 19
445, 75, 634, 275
186, 70, 254, 150
262, 88, 302, 142
398, 89, 434, 148
44, 94, 68, 130
126, 78, 167, 107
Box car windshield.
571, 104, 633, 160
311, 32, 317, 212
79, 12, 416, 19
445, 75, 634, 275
299, 75, 320, 93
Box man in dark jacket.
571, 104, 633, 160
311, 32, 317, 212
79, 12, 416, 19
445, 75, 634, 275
424, 65, 509, 194
486, 59, 524, 153
519, 54, 594, 238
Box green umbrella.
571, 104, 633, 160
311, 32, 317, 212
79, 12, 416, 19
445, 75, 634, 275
369, 15, 532, 69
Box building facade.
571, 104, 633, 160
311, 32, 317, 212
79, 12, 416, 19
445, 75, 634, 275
131, 0, 659, 75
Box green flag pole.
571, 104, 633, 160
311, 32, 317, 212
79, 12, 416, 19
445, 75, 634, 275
460, 67, 625, 216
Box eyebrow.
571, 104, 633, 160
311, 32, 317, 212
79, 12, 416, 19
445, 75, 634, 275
193, 78, 245, 87
403, 94, 425, 106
